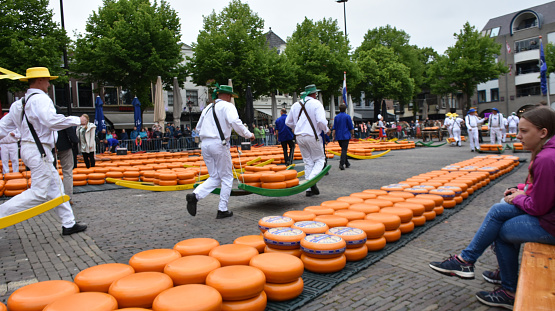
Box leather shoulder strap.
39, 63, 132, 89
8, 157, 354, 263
297, 99, 318, 140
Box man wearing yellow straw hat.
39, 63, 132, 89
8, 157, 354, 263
0, 67, 88, 235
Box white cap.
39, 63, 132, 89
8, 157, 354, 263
377, 114, 383, 120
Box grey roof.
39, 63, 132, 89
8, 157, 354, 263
482, 1, 555, 35
265, 28, 286, 49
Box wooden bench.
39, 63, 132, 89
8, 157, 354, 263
514, 242, 555, 310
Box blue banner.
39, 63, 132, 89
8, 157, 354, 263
540, 40, 548, 96
94, 96, 106, 134
132, 97, 142, 130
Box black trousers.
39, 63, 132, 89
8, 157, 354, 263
281, 140, 295, 165
82, 152, 95, 168
338, 139, 350, 167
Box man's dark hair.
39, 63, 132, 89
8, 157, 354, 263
339, 104, 347, 112
280, 108, 287, 114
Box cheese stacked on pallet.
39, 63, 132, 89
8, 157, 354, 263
206, 265, 267, 310
365, 213, 402, 243
347, 220, 386, 252
300, 234, 347, 273
250, 253, 304, 302
326, 227, 368, 261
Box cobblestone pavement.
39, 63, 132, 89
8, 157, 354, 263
0, 142, 529, 310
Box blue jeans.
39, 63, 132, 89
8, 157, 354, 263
460, 201, 555, 292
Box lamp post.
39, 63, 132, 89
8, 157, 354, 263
187, 101, 193, 127
336, 0, 348, 38
59, 0, 72, 116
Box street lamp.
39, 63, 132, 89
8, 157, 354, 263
336, 0, 348, 38
59, 0, 72, 115
187, 101, 193, 127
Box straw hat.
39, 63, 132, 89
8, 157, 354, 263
19, 67, 58, 82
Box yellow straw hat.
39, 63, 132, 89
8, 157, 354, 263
19, 67, 58, 82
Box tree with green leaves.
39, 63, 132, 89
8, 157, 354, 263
355, 46, 414, 119
71, 0, 185, 111
187, 0, 283, 110
0, 0, 69, 108
285, 17, 356, 107
545, 42, 555, 75
428, 22, 508, 112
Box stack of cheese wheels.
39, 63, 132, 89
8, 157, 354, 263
152, 284, 222, 311
259, 171, 286, 189
109, 272, 173, 309
7, 280, 80, 311
156, 172, 177, 186
176, 170, 196, 185
365, 213, 402, 243
206, 265, 267, 310
74, 263, 135, 292
279, 169, 300, 188
173, 238, 220, 256
439, 185, 463, 204
4, 178, 28, 197
164, 255, 221, 285
122, 170, 141, 182
263, 227, 306, 252
141, 170, 156, 183
249, 253, 304, 302
129, 249, 181, 273
326, 227, 367, 261
394, 202, 426, 227
406, 197, 437, 222
300, 234, 346, 273
258, 216, 294, 233
73, 173, 88, 187
429, 189, 456, 208
209, 244, 259, 266
444, 181, 470, 199
292, 221, 329, 235
239, 172, 262, 187
87, 173, 106, 185
234, 235, 266, 253
347, 220, 386, 251
283, 210, 316, 222
379, 205, 414, 234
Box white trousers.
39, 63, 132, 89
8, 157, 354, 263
468, 128, 480, 150
452, 128, 461, 146
447, 128, 453, 139
501, 126, 507, 142
508, 126, 518, 134
490, 128, 503, 145
0, 144, 75, 228
1, 143, 19, 174
193, 141, 232, 212
297, 135, 325, 191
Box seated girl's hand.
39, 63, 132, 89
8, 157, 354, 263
504, 187, 518, 196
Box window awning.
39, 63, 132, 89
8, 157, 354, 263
104, 112, 155, 129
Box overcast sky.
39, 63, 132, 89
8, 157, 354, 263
50, 0, 550, 54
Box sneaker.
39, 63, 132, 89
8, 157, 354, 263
475, 287, 514, 310
482, 269, 502, 284
62, 222, 87, 235
429, 254, 475, 279
216, 210, 233, 219
186, 193, 198, 216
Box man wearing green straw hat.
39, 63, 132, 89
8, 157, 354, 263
0, 67, 88, 235
286, 85, 330, 197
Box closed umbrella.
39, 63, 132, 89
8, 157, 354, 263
245, 86, 254, 132
132, 96, 142, 130
94, 96, 106, 134
172, 77, 183, 129
153, 76, 165, 132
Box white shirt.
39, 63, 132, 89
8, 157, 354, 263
0, 89, 80, 149
489, 113, 504, 128
0, 128, 20, 144
507, 115, 519, 127
465, 114, 484, 128
452, 118, 464, 129
285, 96, 329, 137
196, 99, 252, 142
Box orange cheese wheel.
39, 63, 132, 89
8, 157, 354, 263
350, 192, 377, 200
73, 180, 88, 187
377, 195, 405, 204
405, 198, 435, 212
314, 215, 349, 228
434, 205, 444, 215
399, 221, 415, 234
393, 202, 425, 217
264, 278, 304, 302
122, 177, 140, 182
177, 178, 196, 185
404, 187, 429, 195
300, 254, 346, 273
233, 235, 266, 253
244, 182, 262, 187
364, 199, 394, 208
383, 229, 402, 243
163, 255, 221, 285
291, 221, 329, 235
264, 246, 302, 257
258, 216, 294, 232
387, 191, 415, 199
283, 210, 316, 222
320, 200, 350, 210
362, 189, 388, 196
412, 215, 427, 227
124, 171, 141, 178
152, 284, 222, 311
87, 179, 105, 185
429, 189, 456, 199
263, 227, 306, 249
158, 180, 178, 186
0, 302, 5, 311
129, 249, 181, 273
249, 253, 304, 284
173, 238, 220, 256
444, 182, 468, 192
333, 209, 366, 221
284, 178, 300, 188
143, 171, 157, 178
365, 236, 387, 251
326, 227, 367, 248
109, 272, 173, 309
260, 173, 285, 183
348, 203, 380, 214
5, 179, 28, 190
106, 171, 123, 179
347, 220, 385, 239
416, 194, 443, 207
300, 234, 346, 258
220, 291, 267, 311
379, 207, 413, 223
443, 199, 457, 208
205, 266, 266, 301
336, 196, 364, 205
365, 213, 401, 231
4, 172, 23, 180
423, 210, 437, 221
7, 280, 79, 311
209, 244, 259, 266
271, 165, 287, 172
176, 171, 195, 180
303, 206, 334, 216
277, 170, 298, 180
74, 263, 135, 292
344, 245, 368, 261
42, 292, 117, 311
